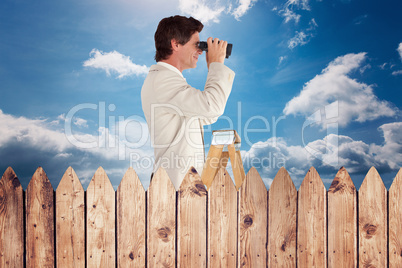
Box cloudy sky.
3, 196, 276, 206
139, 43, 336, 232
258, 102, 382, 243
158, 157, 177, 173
1, 0, 401, 191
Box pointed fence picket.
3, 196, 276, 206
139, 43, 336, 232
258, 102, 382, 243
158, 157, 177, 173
238, 167, 268, 267
297, 167, 327, 268
26, 167, 55, 268
327, 167, 357, 268
147, 168, 176, 268
389, 168, 402, 268
116, 167, 146, 267
56, 167, 85, 268
177, 167, 207, 267
0, 167, 24, 267
358, 167, 388, 267
267, 167, 297, 268
208, 168, 237, 267
0, 165, 402, 267
86, 167, 116, 267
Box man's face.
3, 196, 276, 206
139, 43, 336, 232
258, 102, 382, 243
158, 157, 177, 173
178, 32, 203, 71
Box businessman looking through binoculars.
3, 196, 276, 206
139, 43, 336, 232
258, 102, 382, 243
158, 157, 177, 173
141, 15, 235, 189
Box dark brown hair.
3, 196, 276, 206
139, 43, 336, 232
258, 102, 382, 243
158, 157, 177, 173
154, 15, 203, 62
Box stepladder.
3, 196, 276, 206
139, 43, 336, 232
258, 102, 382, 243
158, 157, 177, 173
201, 130, 246, 190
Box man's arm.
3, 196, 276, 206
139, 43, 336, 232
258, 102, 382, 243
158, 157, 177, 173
154, 62, 235, 120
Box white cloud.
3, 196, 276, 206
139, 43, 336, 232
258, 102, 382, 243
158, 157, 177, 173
58, 114, 66, 121
278, 55, 287, 66
179, 0, 225, 24
288, 31, 308, 49
56, 153, 72, 158
290, 0, 310, 10
274, 0, 310, 24
392, 70, 402, 76
232, 0, 258, 20
74, 118, 88, 128
178, 0, 256, 24
281, 8, 301, 24
0, 109, 153, 190
274, 1, 317, 50
287, 18, 317, 49
390, 43, 402, 75
309, 18, 318, 28
371, 122, 402, 170
284, 53, 397, 127
0, 110, 71, 152
359, 64, 371, 74
241, 122, 402, 188
83, 49, 149, 78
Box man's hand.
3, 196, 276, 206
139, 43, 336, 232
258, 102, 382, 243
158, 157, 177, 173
206, 37, 227, 69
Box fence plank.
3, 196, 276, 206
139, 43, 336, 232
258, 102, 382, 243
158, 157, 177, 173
238, 167, 268, 267
26, 167, 55, 267
268, 167, 297, 268
177, 167, 207, 267
55, 167, 85, 267
86, 167, 115, 267
358, 167, 387, 267
1, 165, 401, 267
147, 167, 176, 268
0, 167, 24, 267
208, 168, 237, 268
297, 167, 327, 268
328, 167, 357, 267
389, 168, 402, 267
116, 167, 146, 268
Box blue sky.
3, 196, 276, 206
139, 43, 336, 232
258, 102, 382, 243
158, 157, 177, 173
1, 0, 401, 191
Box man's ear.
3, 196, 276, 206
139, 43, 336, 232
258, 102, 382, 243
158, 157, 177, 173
171, 39, 180, 52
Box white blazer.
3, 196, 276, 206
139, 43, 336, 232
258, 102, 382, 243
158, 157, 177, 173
141, 62, 235, 189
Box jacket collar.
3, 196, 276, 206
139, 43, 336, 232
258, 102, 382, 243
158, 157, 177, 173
156, 61, 184, 78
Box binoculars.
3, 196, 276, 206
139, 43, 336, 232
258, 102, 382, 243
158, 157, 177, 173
198, 41, 233, 59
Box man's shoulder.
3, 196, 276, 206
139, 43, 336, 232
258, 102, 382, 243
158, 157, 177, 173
142, 64, 187, 96
148, 64, 185, 85
149, 64, 163, 73
148, 64, 182, 77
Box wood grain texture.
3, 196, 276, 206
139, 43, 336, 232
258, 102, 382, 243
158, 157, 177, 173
268, 167, 297, 268
0, 167, 24, 267
26, 167, 55, 268
228, 143, 245, 190
147, 167, 176, 268
358, 167, 387, 268
297, 167, 327, 268
238, 167, 268, 267
86, 167, 115, 267
55, 167, 85, 268
328, 167, 357, 268
202, 144, 224, 189
235, 150, 246, 189
221, 151, 230, 169
116, 167, 146, 268
389, 168, 402, 268
208, 168, 237, 268
177, 167, 207, 267
2, 164, 400, 267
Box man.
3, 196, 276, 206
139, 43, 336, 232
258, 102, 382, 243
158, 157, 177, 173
141, 15, 235, 189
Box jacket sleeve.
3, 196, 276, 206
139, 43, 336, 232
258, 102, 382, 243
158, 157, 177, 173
154, 62, 235, 120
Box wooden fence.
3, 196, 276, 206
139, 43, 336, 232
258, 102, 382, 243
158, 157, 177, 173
0, 165, 401, 267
